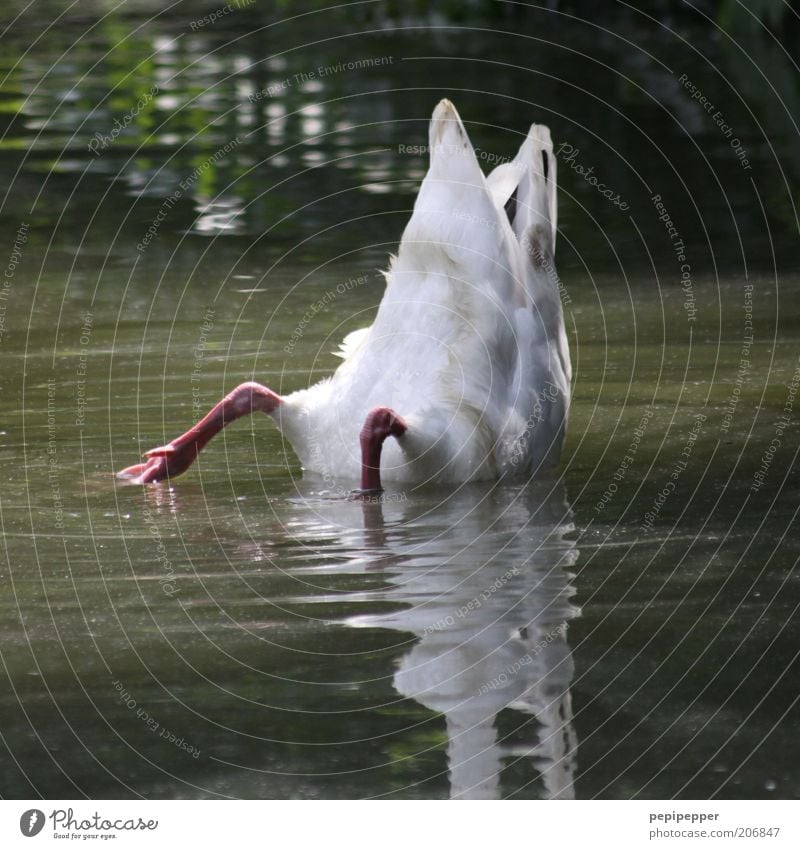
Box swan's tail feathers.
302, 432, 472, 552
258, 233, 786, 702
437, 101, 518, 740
536, 125, 558, 252
486, 160, 526, 209
397, 100, 507, 276
426, 98, 485, 189
486, 123, 536, 207
513, 124, 557, 259
486, 125, 557, 257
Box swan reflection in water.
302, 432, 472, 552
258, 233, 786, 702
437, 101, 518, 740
138, 477, 579, 798
338, 479, 580, 799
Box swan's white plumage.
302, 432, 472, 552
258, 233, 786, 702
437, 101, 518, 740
276, 99, 571, 485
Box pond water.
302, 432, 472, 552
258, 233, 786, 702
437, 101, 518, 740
1, 4, 798, 799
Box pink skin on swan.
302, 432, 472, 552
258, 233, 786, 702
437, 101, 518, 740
117, 382, 282, 484
358, 407, 408, 493
118, 382, 407, 494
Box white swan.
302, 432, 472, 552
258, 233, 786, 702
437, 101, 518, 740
118, 99, 571, 492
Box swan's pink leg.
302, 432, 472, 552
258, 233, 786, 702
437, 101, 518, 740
357, 406, 408, 494
117, 382, 282, 484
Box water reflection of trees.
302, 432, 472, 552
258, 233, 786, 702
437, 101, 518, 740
1, 2, 796, 265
